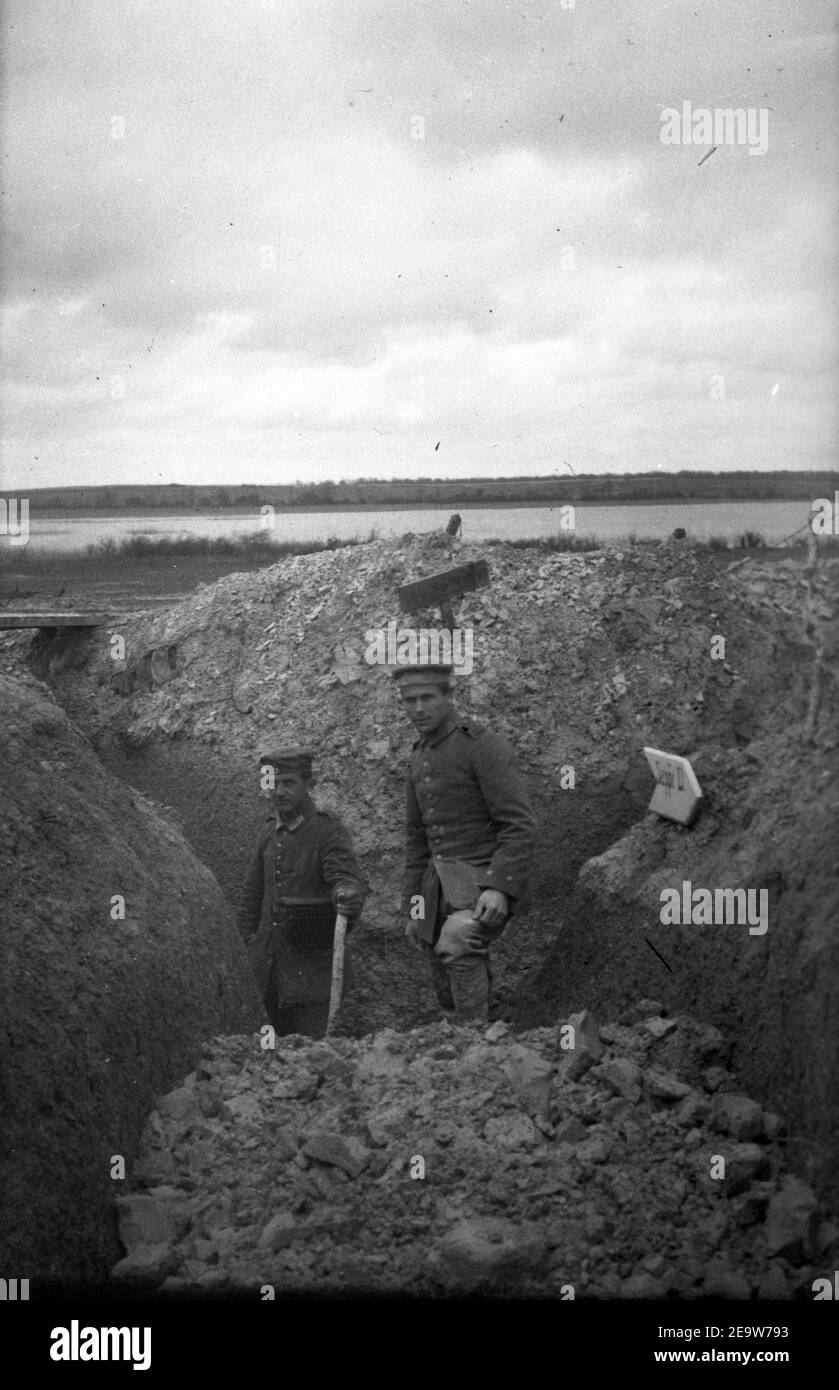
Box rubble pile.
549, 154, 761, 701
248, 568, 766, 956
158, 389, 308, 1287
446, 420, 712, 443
112, 1005, 836, 1298
519, 711, 839, 1200
34, 534, 836, 1037
6, 532, 836, 1275
52, 533, 825, 795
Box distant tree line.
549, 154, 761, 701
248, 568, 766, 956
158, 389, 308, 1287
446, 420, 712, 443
8, 470, 837, 511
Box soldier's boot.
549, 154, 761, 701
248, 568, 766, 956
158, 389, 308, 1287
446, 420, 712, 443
447, 955, 491, 1024
423, 941, 456, 1014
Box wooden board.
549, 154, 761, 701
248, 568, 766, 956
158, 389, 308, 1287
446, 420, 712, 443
398, 560, 490, 612
0, 613, 105, 629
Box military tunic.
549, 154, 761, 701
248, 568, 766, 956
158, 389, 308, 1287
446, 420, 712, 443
402, 711, 536, 938
237, 794, 366, 1007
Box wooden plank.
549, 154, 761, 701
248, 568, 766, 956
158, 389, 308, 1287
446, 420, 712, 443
0, 612, 106, 630
398, 560, 490, 611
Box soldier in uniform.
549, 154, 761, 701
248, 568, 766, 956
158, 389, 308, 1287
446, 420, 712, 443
237, 747, 366, 1036
395, 663, 536, 1024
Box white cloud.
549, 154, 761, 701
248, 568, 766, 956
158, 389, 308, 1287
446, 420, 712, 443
0, 0, 836, 487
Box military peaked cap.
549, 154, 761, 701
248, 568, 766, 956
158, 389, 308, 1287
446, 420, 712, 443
391, 663, 455, 689
258, 747, 314, 776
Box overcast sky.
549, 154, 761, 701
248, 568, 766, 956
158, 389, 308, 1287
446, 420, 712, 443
1, 0, 836, 489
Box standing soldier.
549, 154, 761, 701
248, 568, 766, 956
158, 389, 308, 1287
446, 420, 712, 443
395, 663, 536, 1023
237, 747, 366, 1037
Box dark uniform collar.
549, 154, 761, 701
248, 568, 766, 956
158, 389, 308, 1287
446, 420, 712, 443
418, 709, 460, 749
274, 793, 317, 833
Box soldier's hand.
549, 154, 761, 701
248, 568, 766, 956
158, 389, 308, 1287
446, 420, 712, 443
405, 921, 424, 950
334, 883, 362, 917
472, 889, 509, 933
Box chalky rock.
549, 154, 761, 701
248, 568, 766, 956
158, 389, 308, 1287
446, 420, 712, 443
762, 1112, 783, 1141
632, 999, 666, 1018
763, 1177, 819, 1260
258, 1212, 300, 1251
553, 1116, 587, 1145
643, 1068, 693, 1102
500, 1043, 554, 1117
302, 1132, 370, 1179
646, 1016, 679, 1040
117, 1194, 189, 1251
675, 1091, 711, 1128
556, 1010, 603, 1080
111, 1243, 181, 1286
157, 1083, 203, 1129
225, 1092, 265, 1125
723, 1143, 769, 1195
111, 1015, 823, 1296
595, 1057, 642, 1104
702, 1066, 731, 1093
271, 1127, 301, 1162
430, 1218, 547, 1289
710, 1092, 765, 1142
484, 1112, 539, 1150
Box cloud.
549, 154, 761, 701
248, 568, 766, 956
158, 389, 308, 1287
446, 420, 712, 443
0, 0, 836, 487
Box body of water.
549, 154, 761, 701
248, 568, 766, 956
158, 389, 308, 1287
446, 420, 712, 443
5, 498, 815, 554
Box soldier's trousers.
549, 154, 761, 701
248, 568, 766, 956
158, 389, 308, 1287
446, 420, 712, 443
274, 1001, 330, 1038
265, 949, 348, 1038
422, 912, 495, 1023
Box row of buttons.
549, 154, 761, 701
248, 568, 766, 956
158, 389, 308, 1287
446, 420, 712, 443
414, 754, 518, 887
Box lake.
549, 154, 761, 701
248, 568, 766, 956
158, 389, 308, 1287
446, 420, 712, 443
3, 498, 815, 554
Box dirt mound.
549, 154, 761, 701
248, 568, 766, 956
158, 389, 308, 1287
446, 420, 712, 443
519, 727, 839, 1203
110, 1009, 836, 1298
30, 533, 832, 1036
11, 533, 837, 1235
0, 672, 263, 1281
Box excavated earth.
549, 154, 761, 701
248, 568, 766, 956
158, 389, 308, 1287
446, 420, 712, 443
0, 671, 262, 1282
113, 1010, 836, 1299
2, 530, 837, 1292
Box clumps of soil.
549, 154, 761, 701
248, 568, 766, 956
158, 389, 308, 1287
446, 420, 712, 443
0, 671, 263, 1282
29, 533, 836, 1040
112, 1006, 837, 1298
10, 531, 838, 1220
518, 725, 839, 1203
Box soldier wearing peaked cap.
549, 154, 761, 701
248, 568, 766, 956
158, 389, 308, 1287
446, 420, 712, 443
394, 663, 537, 1024
236, 746, 367, 1037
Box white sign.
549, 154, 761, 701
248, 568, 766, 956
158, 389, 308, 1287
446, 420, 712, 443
643, 747, 703, 826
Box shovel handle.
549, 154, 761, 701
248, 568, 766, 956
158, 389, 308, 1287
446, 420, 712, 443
326, 913, 348, 1036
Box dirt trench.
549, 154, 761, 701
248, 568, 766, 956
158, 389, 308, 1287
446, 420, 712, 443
84, 736, 650, 1035
8, 532, 837, 1283
0, 671, 263, 1283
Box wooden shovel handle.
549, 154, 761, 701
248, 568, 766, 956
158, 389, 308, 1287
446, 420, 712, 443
326, 913, 348, 1036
